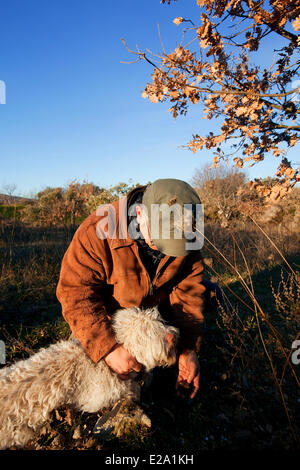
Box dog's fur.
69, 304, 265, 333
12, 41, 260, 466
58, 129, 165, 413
0, 307, 178, 449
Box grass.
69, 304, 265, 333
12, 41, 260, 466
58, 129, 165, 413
0, 221, 75, 363
0, 217, 299, 450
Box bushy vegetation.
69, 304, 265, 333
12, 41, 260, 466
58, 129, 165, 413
2, 172, 299, 232
192, 165, 300, 231
0, 204, 26, 220
19, 180, 141, 226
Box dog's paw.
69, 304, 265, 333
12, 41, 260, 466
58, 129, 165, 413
93, 398, 151, 440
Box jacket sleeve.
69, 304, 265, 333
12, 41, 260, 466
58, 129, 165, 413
56, 224, 118, 363
169, 251, 206, 353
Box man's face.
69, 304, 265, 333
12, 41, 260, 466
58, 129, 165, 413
135, 206, 159, 251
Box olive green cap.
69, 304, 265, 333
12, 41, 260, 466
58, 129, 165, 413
142, 178, 201, 257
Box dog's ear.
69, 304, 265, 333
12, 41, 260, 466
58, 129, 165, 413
166, 333, 175, 345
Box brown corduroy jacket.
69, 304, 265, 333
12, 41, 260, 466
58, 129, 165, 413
56, 188, 207, 363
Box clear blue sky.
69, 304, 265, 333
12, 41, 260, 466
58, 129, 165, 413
0, 0, 297, 197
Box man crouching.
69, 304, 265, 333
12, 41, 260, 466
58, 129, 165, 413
56, 178, 207, 401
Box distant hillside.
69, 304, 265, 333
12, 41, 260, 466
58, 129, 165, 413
0, 193, 34, 204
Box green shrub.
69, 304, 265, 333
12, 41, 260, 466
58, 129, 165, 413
0, 204, 26, 220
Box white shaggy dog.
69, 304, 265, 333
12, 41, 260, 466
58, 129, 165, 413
0, 307, 178, 450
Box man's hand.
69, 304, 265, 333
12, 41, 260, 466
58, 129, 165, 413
104, 344, 142, 380
176, 350, 200, 399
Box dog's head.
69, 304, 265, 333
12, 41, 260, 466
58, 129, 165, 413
112, 307, 179, 371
